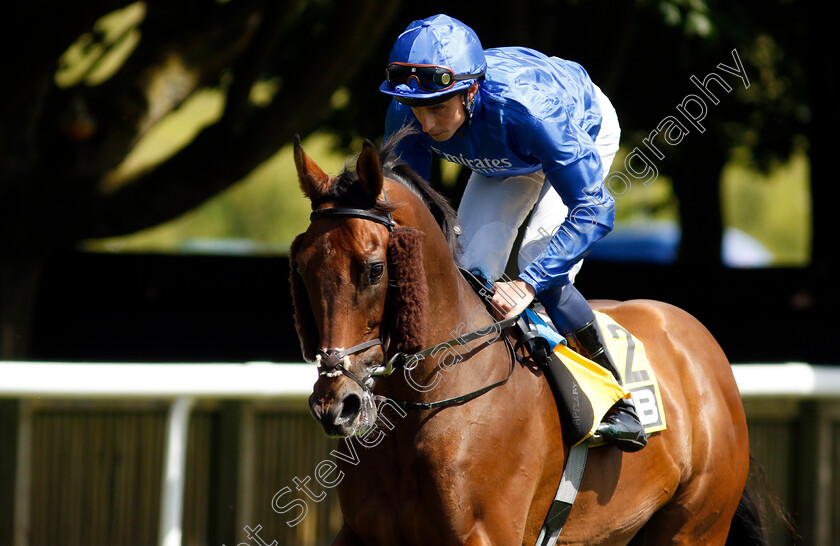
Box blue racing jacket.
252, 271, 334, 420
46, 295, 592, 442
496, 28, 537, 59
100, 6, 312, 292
384, 47, 616, 294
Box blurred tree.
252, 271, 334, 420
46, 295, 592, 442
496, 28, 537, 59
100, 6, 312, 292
0, 0, 828, 360
0, 0, 401, 358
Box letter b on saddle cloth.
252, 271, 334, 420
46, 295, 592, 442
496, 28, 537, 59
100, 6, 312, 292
464, 271, 666, 446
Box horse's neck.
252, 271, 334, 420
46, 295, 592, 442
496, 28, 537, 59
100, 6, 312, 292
411, 214, 484, 342
418, 222, 506, 377
424, 268, 476, 336
387, 177, 499, 361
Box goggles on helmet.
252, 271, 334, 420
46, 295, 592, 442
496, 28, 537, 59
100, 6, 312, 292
385, 62, 485, 92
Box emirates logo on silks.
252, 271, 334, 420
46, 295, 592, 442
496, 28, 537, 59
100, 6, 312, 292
430, 146, 514, 174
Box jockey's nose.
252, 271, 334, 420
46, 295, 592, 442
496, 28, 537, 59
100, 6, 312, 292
414, 111, 434, 134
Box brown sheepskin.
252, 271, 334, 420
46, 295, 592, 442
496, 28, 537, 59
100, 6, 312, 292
386, 228, 428, 353
289, 234, 319, 362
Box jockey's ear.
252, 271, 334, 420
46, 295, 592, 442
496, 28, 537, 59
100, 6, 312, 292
293, 134, 333, 205
356, 139, 384, 200
466, 82, 479, 102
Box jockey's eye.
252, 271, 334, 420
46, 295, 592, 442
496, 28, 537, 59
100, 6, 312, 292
369, 263, 385, 284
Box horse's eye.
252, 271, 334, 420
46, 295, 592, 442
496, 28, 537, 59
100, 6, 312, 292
369, 263, 384, 283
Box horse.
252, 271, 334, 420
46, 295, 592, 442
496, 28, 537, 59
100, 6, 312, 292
288, 129, 764, 545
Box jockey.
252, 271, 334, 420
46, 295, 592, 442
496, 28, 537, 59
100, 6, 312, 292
379, 14, 647, 452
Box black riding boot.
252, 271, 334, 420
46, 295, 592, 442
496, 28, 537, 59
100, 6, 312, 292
566, 319, 648, 452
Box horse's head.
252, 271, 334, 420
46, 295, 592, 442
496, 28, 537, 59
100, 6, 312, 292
289, 135, 431, 437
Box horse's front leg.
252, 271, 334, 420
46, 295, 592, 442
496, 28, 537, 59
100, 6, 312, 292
332, 522, 365, 546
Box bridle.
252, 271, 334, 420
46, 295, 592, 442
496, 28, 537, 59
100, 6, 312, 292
308, 202, 396, 392
307, 194, 519, 411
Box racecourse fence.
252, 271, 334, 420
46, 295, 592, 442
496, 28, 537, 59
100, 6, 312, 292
1, 362, 840, 546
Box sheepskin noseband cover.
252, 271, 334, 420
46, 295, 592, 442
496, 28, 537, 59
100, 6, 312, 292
386, 227, 428, 354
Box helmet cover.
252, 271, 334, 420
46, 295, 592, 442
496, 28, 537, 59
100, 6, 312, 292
379, 14, 486, 104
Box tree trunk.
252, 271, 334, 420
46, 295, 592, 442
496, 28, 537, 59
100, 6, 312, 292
669, 149, 727, 267
806, 7, 839, 313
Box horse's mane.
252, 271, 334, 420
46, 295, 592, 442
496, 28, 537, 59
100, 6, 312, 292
318, 126, 461, 257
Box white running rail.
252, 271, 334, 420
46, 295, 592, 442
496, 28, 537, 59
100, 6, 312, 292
1, 361, 839, 546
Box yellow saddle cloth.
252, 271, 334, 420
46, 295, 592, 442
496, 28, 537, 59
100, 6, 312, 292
553, 311, 667, 445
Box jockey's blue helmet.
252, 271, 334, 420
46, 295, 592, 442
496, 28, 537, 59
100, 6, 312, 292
379, 14, 486, 106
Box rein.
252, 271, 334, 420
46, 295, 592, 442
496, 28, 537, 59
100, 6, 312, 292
308, 197, 519, 411
374, 316, 519, 411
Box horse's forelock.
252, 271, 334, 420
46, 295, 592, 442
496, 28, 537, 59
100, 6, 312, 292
305, 126, 460, 265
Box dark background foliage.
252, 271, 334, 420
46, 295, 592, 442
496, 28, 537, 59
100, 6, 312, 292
1, 0, 835, 364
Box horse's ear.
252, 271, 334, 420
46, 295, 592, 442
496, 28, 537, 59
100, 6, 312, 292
294, 134, 332, 204
387, 228, 428, 353
289, 233, 319, 362
356, 139, 384, 199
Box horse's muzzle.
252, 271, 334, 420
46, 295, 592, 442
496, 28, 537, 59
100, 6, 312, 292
308, 382, 375, 438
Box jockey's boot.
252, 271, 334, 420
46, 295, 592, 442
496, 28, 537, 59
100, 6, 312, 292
566, 319, 648, 453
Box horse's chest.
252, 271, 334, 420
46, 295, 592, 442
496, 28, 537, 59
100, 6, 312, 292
338, 443, 477, 544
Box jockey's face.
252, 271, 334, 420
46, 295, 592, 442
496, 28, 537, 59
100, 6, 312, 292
410, 85, 476, 142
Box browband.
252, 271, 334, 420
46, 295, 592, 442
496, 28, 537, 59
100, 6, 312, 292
310, 208, 395, 231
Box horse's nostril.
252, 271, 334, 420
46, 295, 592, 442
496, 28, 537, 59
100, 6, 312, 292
308, 394, 323, 420
339, 394, 361, 421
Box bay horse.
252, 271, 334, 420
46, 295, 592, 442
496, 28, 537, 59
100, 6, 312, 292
289, 129, 764, 545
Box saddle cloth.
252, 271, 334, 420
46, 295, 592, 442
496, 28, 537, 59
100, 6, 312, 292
549, 311, 667, 446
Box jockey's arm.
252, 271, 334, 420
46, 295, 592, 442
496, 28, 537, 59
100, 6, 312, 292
516, 118, 615, 295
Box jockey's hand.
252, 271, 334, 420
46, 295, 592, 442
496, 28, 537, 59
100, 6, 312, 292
491, 280, 536, 320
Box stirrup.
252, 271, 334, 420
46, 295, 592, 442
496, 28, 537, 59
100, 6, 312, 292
592, 399, 648, 452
